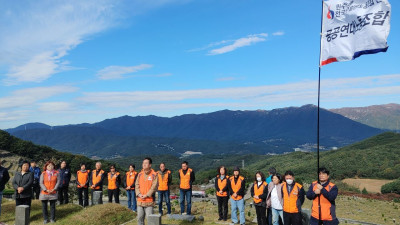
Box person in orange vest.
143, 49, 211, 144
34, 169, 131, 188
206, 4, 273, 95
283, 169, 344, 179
135, 157, 158, 225
89, 161, 105, 205
228, 166, 246, 225
215, 166, 229, 221
39, 161, 60, 224
124, 164, 138, 212
282, 171, 305, 225
76, 163, 90, 207
108, 164, 121, 203
157, 162, 172, 215
306, 167, 339, 225
250, 171, 268, 225
267, 173, 284, 225
178, 161, 195, 215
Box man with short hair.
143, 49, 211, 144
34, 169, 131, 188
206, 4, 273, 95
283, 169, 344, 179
90, 161, 105, 205
306, 167, 339, 225
157, 162, 172, 215
0, 160, 10, 218
136, 157, 158, 225
282, 171, 305, 225
178, 161, 195, 215
228, 166, 246, 225
29, 161, 41, 199
58, 160, 71, 204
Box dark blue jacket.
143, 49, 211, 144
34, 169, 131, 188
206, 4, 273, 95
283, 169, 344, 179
0, 166, 10, 192
29, 166, 41, 183
58, 168, 71, 188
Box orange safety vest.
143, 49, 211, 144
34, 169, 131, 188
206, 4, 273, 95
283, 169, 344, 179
91, 170, 104, 190
179, 168, 192, 190
216, 175, 229, 197
108, 172, 120, 190
157, 170, 171, 191
229, 176, 244, 200
77, 170, 90, 188
125, 171, 137, 190
41, 171, 58, 195
282, 182, 303, 213
253, 181, 267, 203
137, 169, 157, 203
311, 181, 336, 221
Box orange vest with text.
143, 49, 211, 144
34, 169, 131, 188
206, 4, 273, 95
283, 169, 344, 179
158, 170, 171, 191
311, 181, 336, 221
77, 170, 90, 188
41, 171, 58, 195
179, 168, 192, 189
125, 171, 137, 190
91, 170, 104, 190
229, 176, 244, 200
137, 169, 157, 203
108, 172, 120, 190
216, 175, 229, 197
253, 181, 267, 203
282, 182, 303, 213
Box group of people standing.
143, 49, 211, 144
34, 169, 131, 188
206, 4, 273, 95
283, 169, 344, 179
215, 166, 339, 225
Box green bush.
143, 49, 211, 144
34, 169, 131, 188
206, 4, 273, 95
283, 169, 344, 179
2, 189, 14, 195
381, 179, 400, 194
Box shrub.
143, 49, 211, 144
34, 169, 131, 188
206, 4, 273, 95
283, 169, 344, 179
381, 179, 400, 194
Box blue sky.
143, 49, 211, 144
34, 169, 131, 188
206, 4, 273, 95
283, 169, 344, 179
0, 0, 399, 129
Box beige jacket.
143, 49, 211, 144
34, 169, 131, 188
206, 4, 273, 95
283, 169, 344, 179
135, 169, 158, 207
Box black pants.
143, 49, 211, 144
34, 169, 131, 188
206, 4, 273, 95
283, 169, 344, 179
32, 183, 40, 199
310, 216, 339, 225
283, 211, 302, 225
58, 186, 69, 204
255, 205, 267, 225
16, 197, 32, 207
267, 207, 272, 225
42, 200, 56, 222
77, 188, 89, 207
217, 196, 228, 220
108, 189, 120, 203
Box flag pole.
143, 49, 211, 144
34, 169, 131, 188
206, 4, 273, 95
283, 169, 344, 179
317, 0, 324, 224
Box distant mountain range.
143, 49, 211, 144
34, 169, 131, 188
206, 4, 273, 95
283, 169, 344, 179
5, 104, 383, 158
330, 103, 400, 130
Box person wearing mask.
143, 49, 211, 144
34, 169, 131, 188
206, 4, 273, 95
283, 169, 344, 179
57, 161, 71, 205
215, 166, 229, 221
267, 173, 284, 225
107, 164, 121, 203
90, 161, 105, 205
0, 160, 10, 218
306, 167, 339, 225
39, 161, 60, 224
124, 164, 138, 212
282, 171, 305, 225
251, 171, 268, 225
13, 161, 34, 207
76, 163, 90, 207
157, 162, 172, 215
135, 157, 158, 225
178, 161, 195, 215
228, 166, 246, 225
29, 161, 41, 200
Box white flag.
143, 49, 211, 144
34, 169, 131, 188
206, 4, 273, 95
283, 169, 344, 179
320, 0, 391, 66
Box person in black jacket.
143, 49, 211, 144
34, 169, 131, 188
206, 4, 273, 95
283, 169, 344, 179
251, 171, 268, 225
0, 160, 10, 217
13, 161, 34, 207
57, 161, 71, 204
215, 166, 229, 221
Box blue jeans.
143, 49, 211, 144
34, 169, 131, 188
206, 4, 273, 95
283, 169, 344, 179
158, 190, 171, 214
127, 190, 137, 211
0, 191, 2, 216
230, 198, 245, 224
179, 189, 192, 215
272, 208, 284, 225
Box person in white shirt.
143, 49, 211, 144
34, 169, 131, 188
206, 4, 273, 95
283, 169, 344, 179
267, 173, 284, 225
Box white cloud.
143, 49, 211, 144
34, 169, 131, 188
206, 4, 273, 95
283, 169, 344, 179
96, 64, 153, 80
272, 31, 285, 36
38, 102, 75, 112
208, 33, 268, 55
0, 0, 183, 85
